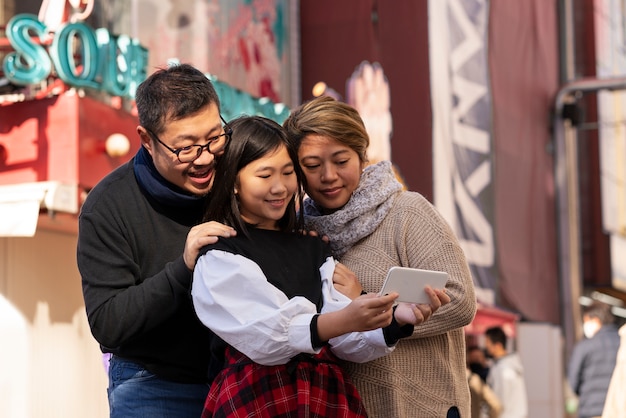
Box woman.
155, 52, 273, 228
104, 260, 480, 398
191, 115, 439, 417
467, 367, 502, 418
283, 96, 477, 418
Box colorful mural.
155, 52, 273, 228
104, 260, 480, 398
313, 60, 404, 184
346, 61, 393, 165
136, 0, 294, 105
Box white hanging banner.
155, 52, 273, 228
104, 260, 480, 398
594, 0, 626, 289
428, 0, 496, 295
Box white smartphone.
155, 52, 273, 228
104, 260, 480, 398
378, 267, 448, 304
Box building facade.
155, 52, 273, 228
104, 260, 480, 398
1, 0, 625, 417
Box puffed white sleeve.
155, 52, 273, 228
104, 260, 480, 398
319, 259, 396, 362
191, 250, 321, 366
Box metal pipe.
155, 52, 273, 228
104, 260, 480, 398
553, 76, 626, 359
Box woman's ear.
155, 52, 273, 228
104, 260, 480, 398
360, 157, 368, 172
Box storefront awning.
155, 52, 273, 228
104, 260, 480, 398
465, 303, 520, 337
0, 182, 78, 237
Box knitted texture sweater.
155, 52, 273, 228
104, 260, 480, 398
77, 158, 215, 383
340, 192, 476, 417
304, 162, 476, 417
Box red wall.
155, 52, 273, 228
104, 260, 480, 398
77, 97, 140, 190
488, 1, 561, 323
0, 95, 78, 184
299, 0, 433, 198
0, 93, 139, 191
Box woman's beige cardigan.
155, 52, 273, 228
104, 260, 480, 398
339, 192, 477, 417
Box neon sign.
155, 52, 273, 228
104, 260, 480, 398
209, 75, 291, 124
2, 14, 148, 98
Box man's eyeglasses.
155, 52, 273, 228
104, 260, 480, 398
146, 115, 232, 163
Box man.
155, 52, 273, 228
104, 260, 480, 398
77, 63, 236, 417
568, 301, 620, 418
484, 326, 528, 418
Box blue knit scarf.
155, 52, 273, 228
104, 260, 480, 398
302, 160, 403, 257
133, 146, 205, 208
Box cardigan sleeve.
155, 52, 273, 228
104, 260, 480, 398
395, 192, 477, 339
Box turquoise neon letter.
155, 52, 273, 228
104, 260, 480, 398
96, 29, 148, 98
50, 22, 99, 89
2, 14, 52, 85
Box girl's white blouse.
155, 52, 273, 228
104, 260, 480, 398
192, 250, 395, 366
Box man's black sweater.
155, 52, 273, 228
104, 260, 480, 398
77, 158, 215, 383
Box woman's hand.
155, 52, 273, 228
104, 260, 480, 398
332, 262, 363, 299
394, 286, 451, 326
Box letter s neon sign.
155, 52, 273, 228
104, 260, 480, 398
3, 14, 52, 85
2, 13, 147, 98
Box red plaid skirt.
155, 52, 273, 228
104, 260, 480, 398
202, 346, 368, 418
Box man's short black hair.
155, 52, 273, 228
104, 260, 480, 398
485, 326, 507, 347
135, 63, 221, 134
583, 301, 615, 325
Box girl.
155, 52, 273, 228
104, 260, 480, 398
192, 115, 416, 418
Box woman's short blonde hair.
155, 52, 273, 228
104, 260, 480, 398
283, 95, 370, 163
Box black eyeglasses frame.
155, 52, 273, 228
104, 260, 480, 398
145, 115, 232, 163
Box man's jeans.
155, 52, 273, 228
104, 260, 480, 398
108, 356, 209, 418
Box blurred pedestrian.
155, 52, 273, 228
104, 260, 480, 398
568, 301, 620, 418
467, 344, 501, 418
602, 323, 626, 418
484, 326, 528, 418
467, 344, 490, 382
467, 366, 502, 418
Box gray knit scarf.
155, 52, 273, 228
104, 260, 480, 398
303, 160, 403, 257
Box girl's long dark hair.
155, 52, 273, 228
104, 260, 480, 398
204, 115, 305, 236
